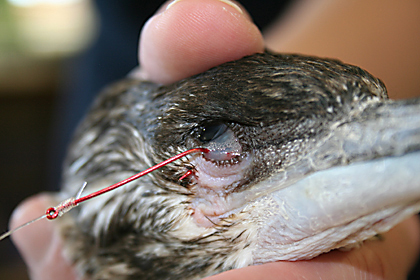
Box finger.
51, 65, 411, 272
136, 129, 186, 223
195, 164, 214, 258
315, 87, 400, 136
138, 0, 264, 84
205, 216, 420, 280
10, 194, 78, 280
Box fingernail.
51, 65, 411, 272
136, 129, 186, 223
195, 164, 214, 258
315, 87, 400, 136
166, 0, 244, 14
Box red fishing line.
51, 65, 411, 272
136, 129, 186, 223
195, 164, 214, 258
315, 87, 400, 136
0, 148, 208, 240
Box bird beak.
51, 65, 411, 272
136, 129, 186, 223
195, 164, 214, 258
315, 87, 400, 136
248, 97, 420, 262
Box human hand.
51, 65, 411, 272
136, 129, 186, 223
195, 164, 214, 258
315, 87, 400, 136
10, 0, 420, 279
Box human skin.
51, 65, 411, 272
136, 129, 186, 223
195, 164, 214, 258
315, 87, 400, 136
10, 0, 420, 279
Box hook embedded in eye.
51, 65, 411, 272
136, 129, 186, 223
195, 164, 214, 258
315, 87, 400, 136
198, 123, 242, 161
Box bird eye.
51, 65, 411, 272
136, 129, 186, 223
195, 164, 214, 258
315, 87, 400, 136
198, 123, 228, 143
197, 123, 242, 161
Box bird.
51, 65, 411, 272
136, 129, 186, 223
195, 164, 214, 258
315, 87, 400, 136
57, 52, 420, 279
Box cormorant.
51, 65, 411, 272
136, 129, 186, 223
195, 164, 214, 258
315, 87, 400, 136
59, 52, 420, 279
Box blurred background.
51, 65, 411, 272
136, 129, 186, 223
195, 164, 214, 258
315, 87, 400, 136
0, 0, 97, 278
0, 0, 419, 279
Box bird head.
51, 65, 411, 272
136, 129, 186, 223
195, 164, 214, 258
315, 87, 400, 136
60, 52, 420, 279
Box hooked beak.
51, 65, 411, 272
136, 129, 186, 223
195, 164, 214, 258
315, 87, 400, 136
249, 97, 420, 263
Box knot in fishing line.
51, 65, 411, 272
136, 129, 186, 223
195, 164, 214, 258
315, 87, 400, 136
46, 198, 78, 220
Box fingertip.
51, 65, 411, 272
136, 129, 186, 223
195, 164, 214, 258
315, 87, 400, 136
371, 216, 420, 278
139, 0, 264, 84
10, 194, 78, 279
10, 194, 56, 265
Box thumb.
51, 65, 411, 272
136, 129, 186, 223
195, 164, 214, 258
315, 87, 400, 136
10, 194, 78, 280
138, 0, 264, 84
